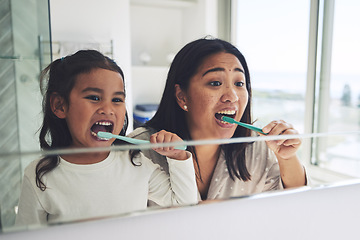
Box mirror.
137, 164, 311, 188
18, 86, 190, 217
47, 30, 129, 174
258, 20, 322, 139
1, 133, 359, 233
1, 0, 360, 235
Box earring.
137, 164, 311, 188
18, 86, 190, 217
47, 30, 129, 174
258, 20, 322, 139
183, 105, 188, 111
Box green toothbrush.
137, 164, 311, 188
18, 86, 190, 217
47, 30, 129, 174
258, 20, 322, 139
221, 116, 268, 135
97, 131, 187, 150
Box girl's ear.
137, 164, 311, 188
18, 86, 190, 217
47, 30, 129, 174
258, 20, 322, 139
50, 93, 67, 119
174, 84, 188, 111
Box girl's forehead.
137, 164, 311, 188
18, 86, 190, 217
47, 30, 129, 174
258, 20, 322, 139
74, 69, 124, 90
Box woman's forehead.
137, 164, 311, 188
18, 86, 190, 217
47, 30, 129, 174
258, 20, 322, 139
197, 53, 244, 74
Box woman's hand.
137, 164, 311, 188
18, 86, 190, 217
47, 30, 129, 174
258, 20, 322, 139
262, 120, 301, 161
150, 130, 188, 160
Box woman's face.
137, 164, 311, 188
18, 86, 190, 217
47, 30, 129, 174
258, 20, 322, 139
178, 52, 249, 140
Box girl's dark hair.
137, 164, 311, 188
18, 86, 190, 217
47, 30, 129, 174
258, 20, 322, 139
146, 37, 253, 181
36, 50, 129, 190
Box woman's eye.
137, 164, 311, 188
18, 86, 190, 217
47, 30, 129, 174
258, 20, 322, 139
85, 95, 100, 101
112, 97, 124, 103
210, 81, 221, 86
235, 81, 244, 87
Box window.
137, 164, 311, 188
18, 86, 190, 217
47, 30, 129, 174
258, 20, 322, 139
314, 0, 360, 176
234, 1, 310, 133
233, 0, 360, 177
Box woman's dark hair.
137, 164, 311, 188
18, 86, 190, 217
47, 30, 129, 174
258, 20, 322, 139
146, 37, 253, 181
36, 50, 128, 190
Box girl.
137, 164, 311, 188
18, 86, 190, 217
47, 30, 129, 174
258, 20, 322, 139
15, 50, 197, 225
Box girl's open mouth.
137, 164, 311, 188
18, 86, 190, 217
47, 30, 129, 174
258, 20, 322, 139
215, 110, 236, 124
90, 121, 114, 140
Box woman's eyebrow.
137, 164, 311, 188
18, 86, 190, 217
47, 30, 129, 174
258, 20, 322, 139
202, 67, 244, 77
202, 67, 225, 77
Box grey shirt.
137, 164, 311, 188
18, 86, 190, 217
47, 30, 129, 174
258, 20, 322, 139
128, 127, 284, 200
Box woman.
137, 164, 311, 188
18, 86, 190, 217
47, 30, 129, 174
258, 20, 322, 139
129, 37, 307, 201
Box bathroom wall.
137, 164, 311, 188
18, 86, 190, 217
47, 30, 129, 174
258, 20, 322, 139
0, 0, 50, 228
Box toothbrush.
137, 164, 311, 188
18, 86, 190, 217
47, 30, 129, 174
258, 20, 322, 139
97, 132, 187, 150
221, 116, 268, 135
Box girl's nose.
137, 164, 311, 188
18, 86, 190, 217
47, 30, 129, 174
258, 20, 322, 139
221, 85, 239, 103
97, 102, 114, 115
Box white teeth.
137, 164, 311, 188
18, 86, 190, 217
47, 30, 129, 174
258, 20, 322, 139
95, 121, 112, 126
217, 110, 236, 115
91, 131, 110, 140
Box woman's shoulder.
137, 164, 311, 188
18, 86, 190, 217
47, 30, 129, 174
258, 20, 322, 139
126, 127, 169, 173
127, 126, 156, 139
246, 140, 269, 151
245, 140, 277, 164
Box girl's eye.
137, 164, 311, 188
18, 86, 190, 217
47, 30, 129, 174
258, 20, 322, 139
235, 81, 244, 87
112, 97, 124, 103
85, 95, 100, 101
210, 81, 221, 86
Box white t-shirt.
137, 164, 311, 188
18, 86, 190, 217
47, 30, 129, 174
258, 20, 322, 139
15, 150, 197, 225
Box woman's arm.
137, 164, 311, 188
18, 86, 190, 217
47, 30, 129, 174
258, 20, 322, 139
262, 120, 306, 188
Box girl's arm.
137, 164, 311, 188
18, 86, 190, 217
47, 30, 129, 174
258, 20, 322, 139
147, 130, 198, 205
149, 130, 188, 160
262, 120, 307, 188
15, 175, 48, 226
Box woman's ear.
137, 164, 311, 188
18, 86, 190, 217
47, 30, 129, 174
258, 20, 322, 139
174, 84, 188, 111
50, 93, 67, 119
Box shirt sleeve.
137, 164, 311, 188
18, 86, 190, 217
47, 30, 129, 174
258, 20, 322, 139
15, 174, 48, 226
262, 149, 284, 192
147, 151, 198, 206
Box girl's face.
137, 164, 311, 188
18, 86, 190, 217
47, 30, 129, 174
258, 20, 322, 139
61, 68, 126, 148
177, 52, 249, 140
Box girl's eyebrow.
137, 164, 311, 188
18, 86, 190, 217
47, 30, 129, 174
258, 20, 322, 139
202, 67, 244, 77
82, 87, 102, 93
82, 87, 125, 96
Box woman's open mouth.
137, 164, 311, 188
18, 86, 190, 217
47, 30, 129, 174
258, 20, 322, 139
215, 110, 236, 124
90, 121, 114, 140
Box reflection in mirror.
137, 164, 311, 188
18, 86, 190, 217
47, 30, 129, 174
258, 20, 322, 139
1, 132, 359, 234
2, 0, 360, 237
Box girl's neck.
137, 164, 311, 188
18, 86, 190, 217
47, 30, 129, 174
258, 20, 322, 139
60, 151, 110, 165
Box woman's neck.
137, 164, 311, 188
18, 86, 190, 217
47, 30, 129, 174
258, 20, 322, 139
193, 144, 221, 200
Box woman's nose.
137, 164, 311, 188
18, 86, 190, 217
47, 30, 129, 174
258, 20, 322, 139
221, 85, 239, 103
97, 102, 114, 115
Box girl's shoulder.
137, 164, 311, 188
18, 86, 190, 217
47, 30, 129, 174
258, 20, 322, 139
23, 158, 42, 177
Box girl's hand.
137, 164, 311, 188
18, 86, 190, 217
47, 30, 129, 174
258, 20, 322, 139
150, 130, 188, 160
262, 120, 301, 160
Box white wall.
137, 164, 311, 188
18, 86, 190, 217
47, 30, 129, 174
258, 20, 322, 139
50, 0, 133, 130
50, 0, 219, 121
130, 0, 218, 106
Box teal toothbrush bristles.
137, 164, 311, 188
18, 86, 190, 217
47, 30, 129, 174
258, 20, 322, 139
221, 116, 267, 135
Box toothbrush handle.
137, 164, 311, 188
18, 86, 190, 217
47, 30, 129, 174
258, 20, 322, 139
235, 121, 268, 135
115, 135, 187, 150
